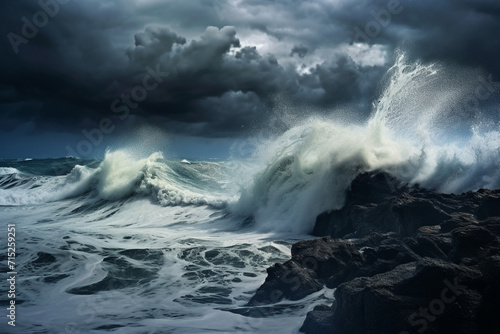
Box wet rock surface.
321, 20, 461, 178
249, 173, 500, 333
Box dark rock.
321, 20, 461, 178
393, 198, 451, 236
480, 216, 500, 236
249, 238, 366, 306
441, 213, 479, 232
478, 256, 500, 333
476, 195, 500, 219
299, 304, 335, 334
479, 284, 500, 333
314, 210, 354, 238
247, 260, 322, 306
450, 225, 499, 263
360, 246, 377, 263
405, 235, 449, 260
339, 241, 419, 285
353, 232, 395, 248
330, 262, 420, 334
328, 259, 483, 334
246, 173, 500, 333
313, 173, 404, 238
312, 173, 500, 240
291, 237, 363, 282
479, 255, 500, 282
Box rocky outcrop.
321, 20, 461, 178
325, 259, 485, 334
247, 237, 362, 305
247, 260, 323, 305
248, 172, 500, 333
312, 173, 495, 239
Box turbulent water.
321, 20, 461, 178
1, 55, 500, 333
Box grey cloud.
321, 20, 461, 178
291, 45, 308, 58
127, 26, 187, 66
0, 0, 498, 140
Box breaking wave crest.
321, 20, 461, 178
0, 151, 233, 207
232, 55, 500, 233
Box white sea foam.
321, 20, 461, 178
0, 196, 311, 333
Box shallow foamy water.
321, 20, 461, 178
0, 197, 333, 334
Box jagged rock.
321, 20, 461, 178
299, 304, 335, 333
247, 260, 322, 306
291, 237, 363, 283
248, 238, 364, 305
450, 225, 499, 263
404, 235, 449, 260
246, 173, 500, 333
393, 198, 451, 236
313, 173, 404, 238
312, 173, 500, 240
329, 259, 484, 334
353, 232, 394, 248
480, 216, 500, 236
334, 239, 421, 288
476, 195, 500, 219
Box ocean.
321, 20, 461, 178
1, 55, 500, 333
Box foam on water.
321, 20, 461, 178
0, 195, 325, 333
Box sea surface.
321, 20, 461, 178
1, 55, 500, 333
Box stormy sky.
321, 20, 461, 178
0, 0, 499, 158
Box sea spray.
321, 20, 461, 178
97, 151, 148, 200
232, 54, 500, 233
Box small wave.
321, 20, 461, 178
0, 165, 96, 206
0, 167, 21, 175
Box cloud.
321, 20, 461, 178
0, 0, 498, 140
291, 45, 308, 58
127, 26, 187, 66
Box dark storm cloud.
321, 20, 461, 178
291, 45, 308, 58
396, 0, 500, 74
0, 0, 498, 138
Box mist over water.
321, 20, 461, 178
1, 55, 499, 333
